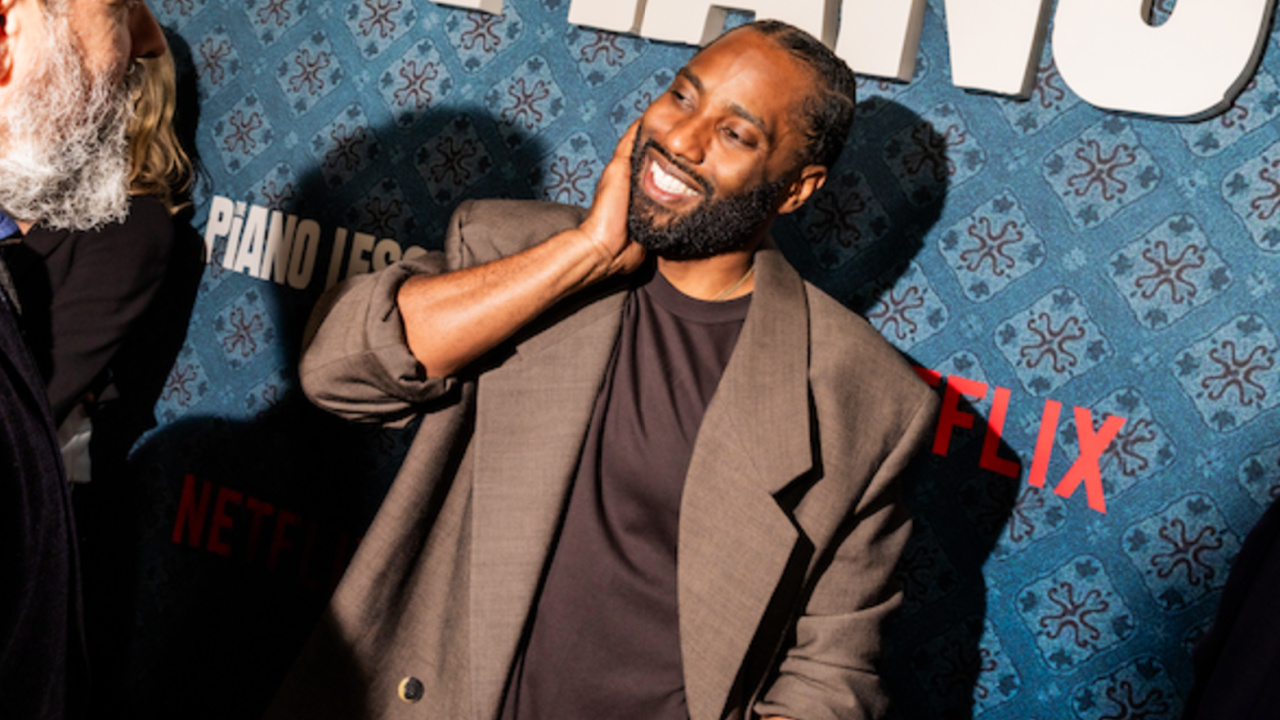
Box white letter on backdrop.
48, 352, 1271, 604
1053, 0, 1275, 119
203, 196, 235, 263
943, 0, 1053, 96
835, 0, 927, 82
260, 212, 298, 285
432, 0, 505, 14
568, 0, 645, 33
639, 0, 837, 47
288, 220, 321, 291
232, 205, 270, 277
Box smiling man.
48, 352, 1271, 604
0, 1, 164, 718
274, 20, 938, 720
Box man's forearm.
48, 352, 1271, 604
397, 229, 625, 378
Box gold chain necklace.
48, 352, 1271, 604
711, 265, 755, 301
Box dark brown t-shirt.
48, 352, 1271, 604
500, 268, 750, 720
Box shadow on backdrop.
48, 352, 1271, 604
774, 97, 949, 315
883, 396, 1023, 720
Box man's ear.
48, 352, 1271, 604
777, 165, 828, 215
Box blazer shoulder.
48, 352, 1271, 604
803, 280, 935, 413
445, 199, 588, 269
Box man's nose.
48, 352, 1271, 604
664, 114, 709, 166
129, 2, 167, 60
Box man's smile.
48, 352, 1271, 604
648, 158, 699, 198
639, 143, 711, 210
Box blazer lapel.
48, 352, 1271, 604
678, 243, 814, 720
468, 284, 627, 720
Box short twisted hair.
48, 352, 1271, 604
726, 20, 857, 169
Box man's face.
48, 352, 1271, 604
0, 0, 164, 230
627, 28, 819, 260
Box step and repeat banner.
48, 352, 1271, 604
121, 0, 1280, 717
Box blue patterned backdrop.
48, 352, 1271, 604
121, 0, 1280, 717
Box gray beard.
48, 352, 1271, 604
0, 11, 138, 231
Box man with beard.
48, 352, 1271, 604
274, 20, 938, 720
0, 1, 164, 718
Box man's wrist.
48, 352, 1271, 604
547, 227, 636, 289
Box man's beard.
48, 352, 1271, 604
0, 10, 139, 231
627, 136, 786, 261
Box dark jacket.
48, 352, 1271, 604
1183, 496, 1280, 719
0, 251, 87, 720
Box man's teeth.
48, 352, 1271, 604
650, 161, 698, 197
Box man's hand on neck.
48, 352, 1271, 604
563, 120, 647, 284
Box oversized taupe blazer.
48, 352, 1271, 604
267, 200, 939, 720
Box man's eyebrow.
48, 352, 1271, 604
727, 101, 769, 138
676, 67, 771, 139
676, 67, 704, 94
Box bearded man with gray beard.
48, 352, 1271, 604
0, 1, 164, 718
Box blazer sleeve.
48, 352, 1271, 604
299, 199, 586, 426
754, 312, 941, 720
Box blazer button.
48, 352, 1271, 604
398, 676, 424, 704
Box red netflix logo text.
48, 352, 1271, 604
916, 367, 1125, 514
171, 474, 359, 593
